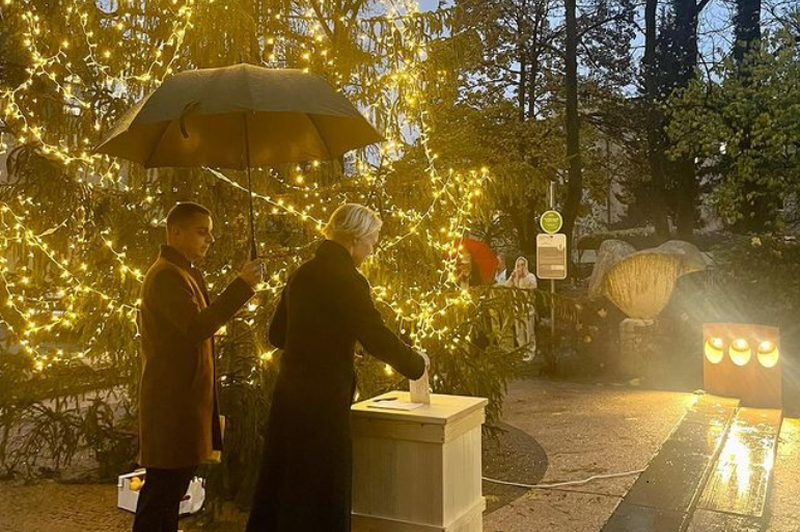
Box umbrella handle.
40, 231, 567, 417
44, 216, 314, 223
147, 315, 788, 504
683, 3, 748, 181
249, 235, 257, 261
179, 101, 200, 139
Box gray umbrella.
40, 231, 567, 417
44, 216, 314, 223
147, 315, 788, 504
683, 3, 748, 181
97, 63, 383, 258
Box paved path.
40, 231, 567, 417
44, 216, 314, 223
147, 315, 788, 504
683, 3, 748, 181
0, 481, 132, 531
766, 418, 800, 532
0, 378, 797, 532
485, 379, 800, 532
484, 379, 694, 531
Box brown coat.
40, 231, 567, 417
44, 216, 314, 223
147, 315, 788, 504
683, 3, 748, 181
138, 245, 254, 469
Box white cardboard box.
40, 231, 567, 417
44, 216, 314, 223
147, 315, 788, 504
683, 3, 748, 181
117, 469, 206, 515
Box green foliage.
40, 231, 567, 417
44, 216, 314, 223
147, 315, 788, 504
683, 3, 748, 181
666, 29, 800, 229
412, 98, 562, 251
422, 0, 643, 251
710, 235, 800, 330
0, 2, 524, 508
577, 229, 729, 251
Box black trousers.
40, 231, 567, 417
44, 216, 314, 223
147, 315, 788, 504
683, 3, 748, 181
132, 466, 196, 532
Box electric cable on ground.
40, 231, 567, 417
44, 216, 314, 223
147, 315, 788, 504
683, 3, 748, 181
482, 468, 647, 490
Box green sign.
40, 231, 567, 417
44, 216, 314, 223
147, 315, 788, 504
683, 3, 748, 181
540, 210, 563, 234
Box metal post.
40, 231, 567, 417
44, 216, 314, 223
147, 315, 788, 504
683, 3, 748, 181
243, 113, 257, 260
549, 181, 556, 350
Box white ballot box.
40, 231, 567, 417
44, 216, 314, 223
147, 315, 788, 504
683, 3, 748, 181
351, 391, 488, 532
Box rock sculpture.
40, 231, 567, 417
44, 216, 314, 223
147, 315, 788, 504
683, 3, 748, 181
589, 239, 708, 319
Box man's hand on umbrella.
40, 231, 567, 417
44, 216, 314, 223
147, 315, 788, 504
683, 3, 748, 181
239, 258, 263, 288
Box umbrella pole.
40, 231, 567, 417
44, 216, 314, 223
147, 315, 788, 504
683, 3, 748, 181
246, 165, 257, 260
244, 113, 257, 260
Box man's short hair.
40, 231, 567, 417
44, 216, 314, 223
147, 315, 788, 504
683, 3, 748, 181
166, 202, 211, 229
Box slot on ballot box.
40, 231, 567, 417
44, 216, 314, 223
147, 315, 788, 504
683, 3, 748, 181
351, 391, 488, 532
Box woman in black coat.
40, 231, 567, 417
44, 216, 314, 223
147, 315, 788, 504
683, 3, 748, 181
246, 203, 428, 532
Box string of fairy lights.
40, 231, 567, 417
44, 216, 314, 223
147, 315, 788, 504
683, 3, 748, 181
2, 0, 193, 173
0, 0, 494, 373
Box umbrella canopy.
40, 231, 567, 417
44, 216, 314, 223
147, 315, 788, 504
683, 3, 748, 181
96, 64, 383, 259
97, 64, 382, 169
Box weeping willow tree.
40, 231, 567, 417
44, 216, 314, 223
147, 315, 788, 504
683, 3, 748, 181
0, 0, 532, 501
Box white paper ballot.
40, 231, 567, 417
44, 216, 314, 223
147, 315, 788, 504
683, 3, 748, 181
409, 367, 431, 404
367, 398, 425, 411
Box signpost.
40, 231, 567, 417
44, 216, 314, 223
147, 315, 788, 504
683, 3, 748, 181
537, 200, 567, 280
539, 181, 568, 369
536, 233, 567, 280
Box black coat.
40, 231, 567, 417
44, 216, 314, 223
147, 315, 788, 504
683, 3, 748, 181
246, 240, 425, 532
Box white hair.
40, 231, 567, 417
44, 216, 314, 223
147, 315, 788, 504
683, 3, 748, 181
322, 203, 383, 243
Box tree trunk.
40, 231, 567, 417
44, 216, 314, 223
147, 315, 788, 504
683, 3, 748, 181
562, 0, 582, 250
734, 0, 761, 65
672, 0, 700, 237
527, 53, 538, 120
517, 9, 527, 121
732, 0, 770, 232
527, 1, 546, 120
644, 0, 670, 238
674, 158, 697, 237
673, 0, 698, 84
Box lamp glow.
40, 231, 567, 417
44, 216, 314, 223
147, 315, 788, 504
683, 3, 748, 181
704, 337, 725, 364
757, 341, 779, 368
729, 339, 752, 366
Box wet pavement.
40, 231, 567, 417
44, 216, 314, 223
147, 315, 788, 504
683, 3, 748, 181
486, 380, 798, 532
764, 418, 800, 532
0, 378, 797, 532
602, 396, 737, 532
483, 379, 696, 532
695, 408, 781, 519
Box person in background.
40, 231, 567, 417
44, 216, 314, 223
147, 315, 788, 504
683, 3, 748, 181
133, 202, 262, 532
494, 254, 508, 284
505, 256, 538, 362
456, 251, 483, 289
246, 203, 429, 532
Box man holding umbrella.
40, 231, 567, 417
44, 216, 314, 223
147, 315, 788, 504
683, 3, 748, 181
133, 202, 262, 532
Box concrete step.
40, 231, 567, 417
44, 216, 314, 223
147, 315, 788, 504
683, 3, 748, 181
601, 395, 739, 532
602, 396, 785, 532
686, 407, 782, 531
